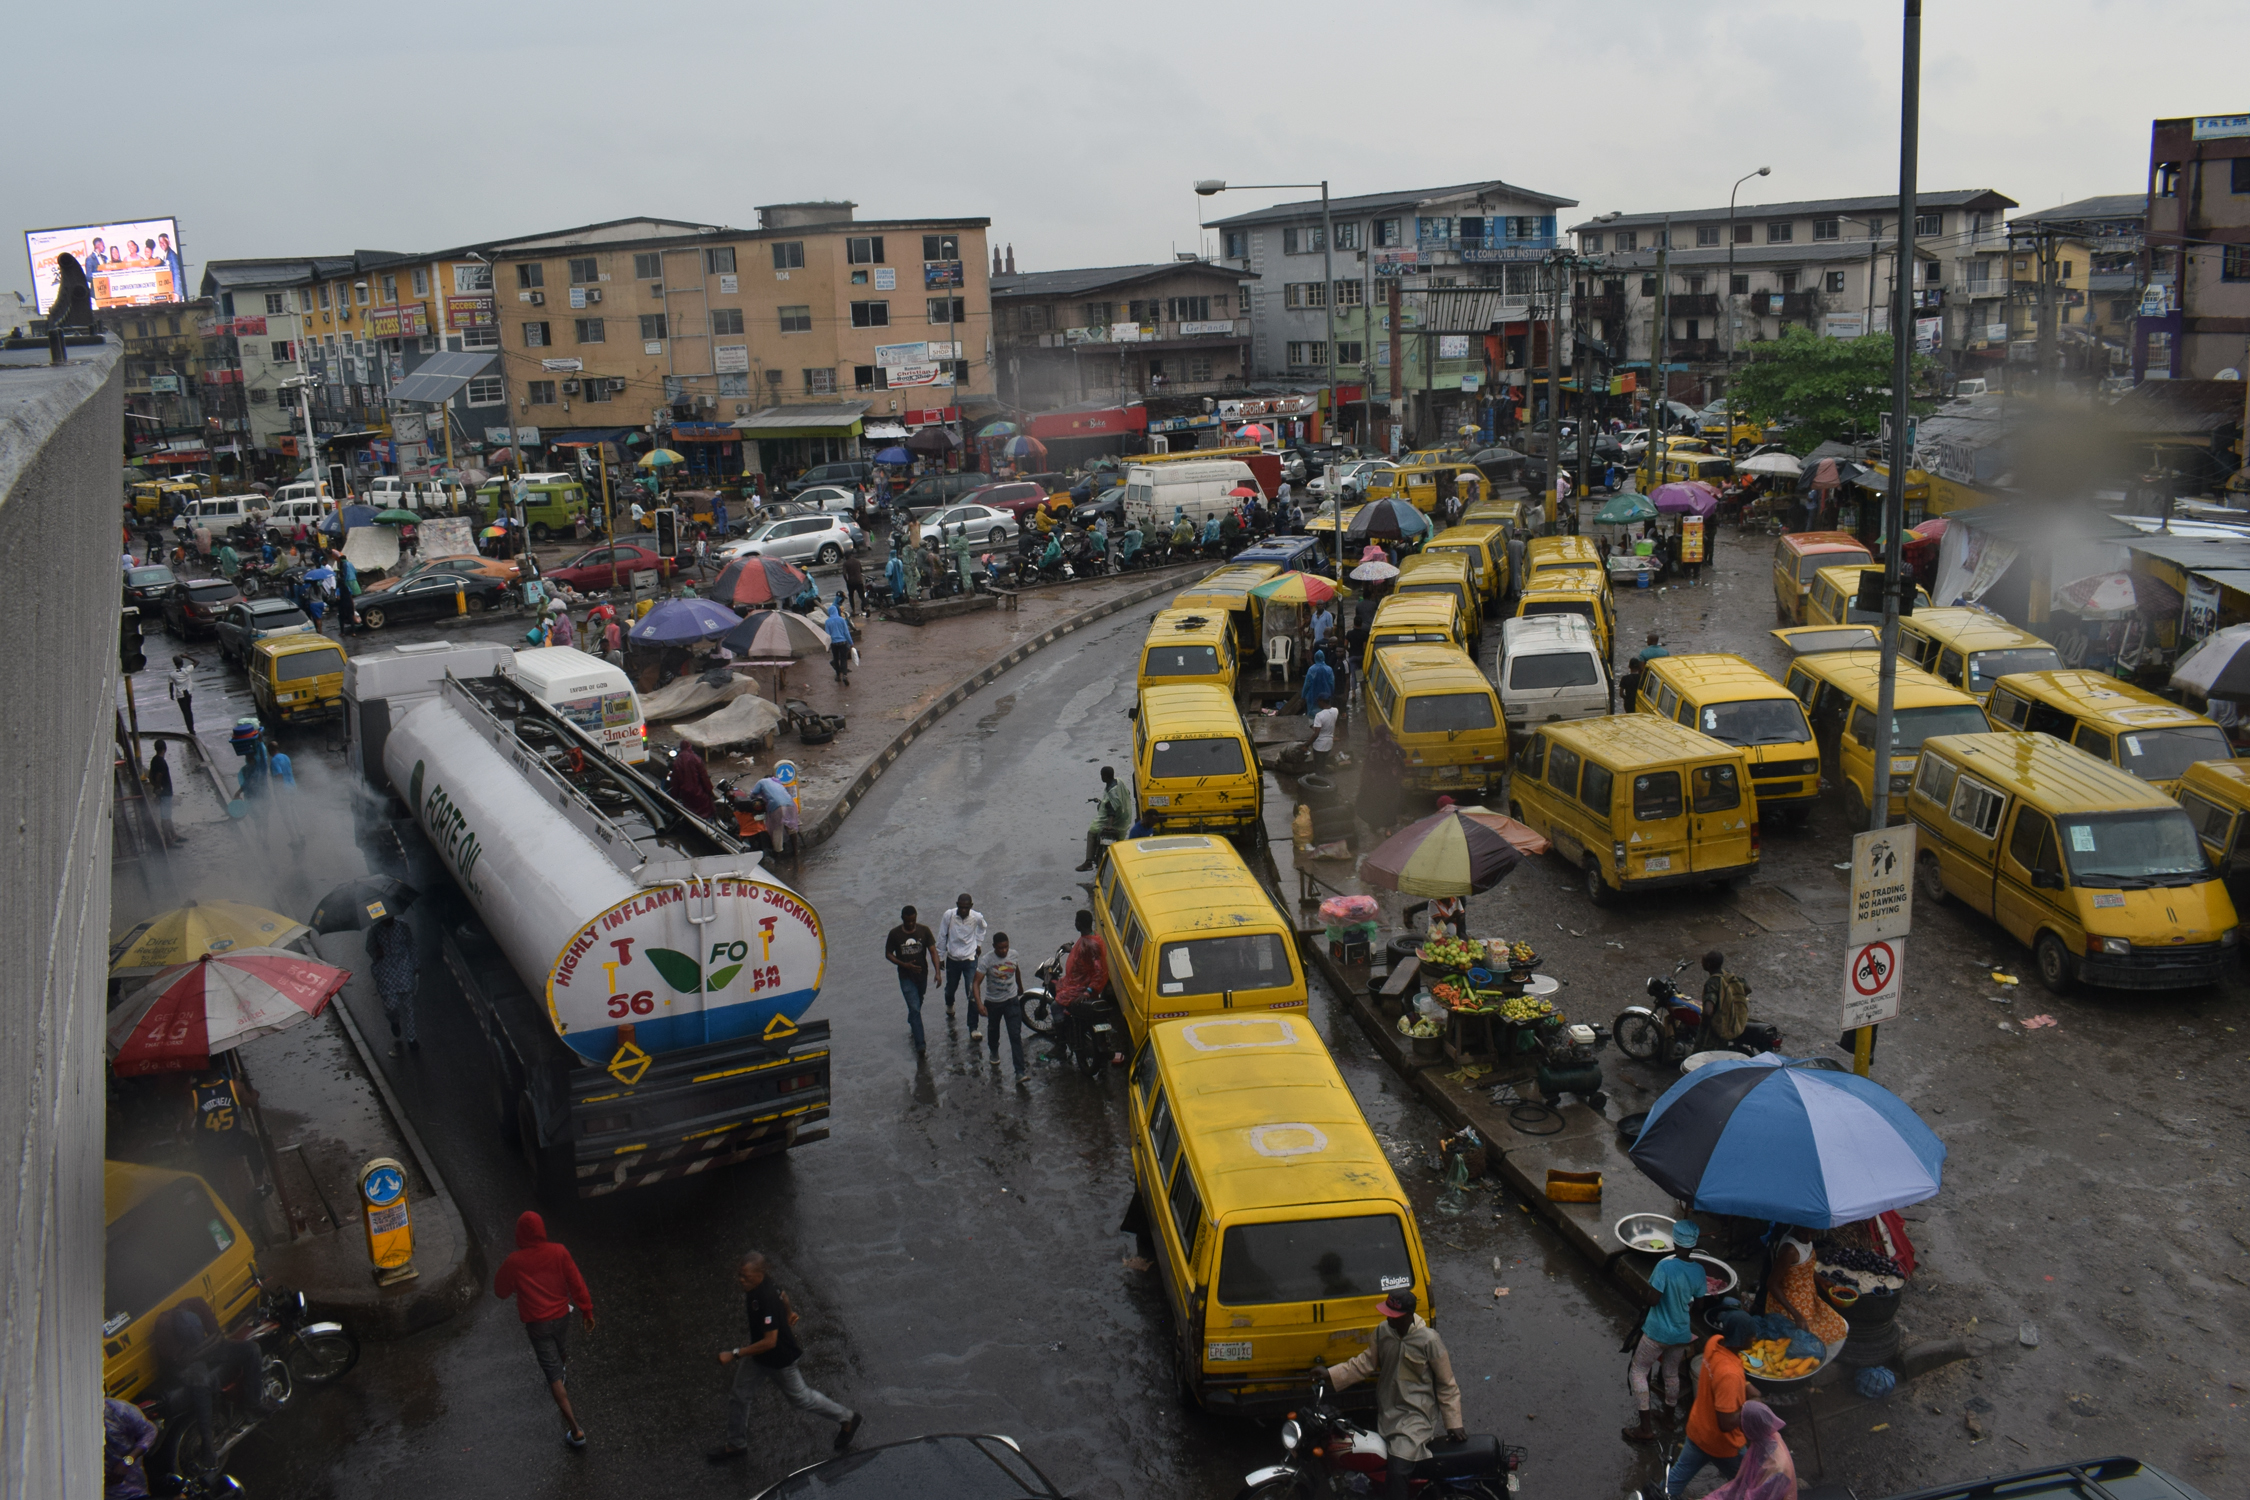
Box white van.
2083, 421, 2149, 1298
365, 477, 469, 512
269, 496, 331, 531
1120, 460, 1260, 531
1498, 614, 1610, 737
177, 493, 269, 532
509, 646, 647, 763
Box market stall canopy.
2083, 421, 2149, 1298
109, 949, 350, 1076
369, 508, 421, 526
639, 669, 763, 723
2172, 622, 2250, 702
730, 404, 868, 441
630, 597, 742, 645
708, 555, 812, 608
1248, 571, 1342, 606
1629, 1053, 1946, 1226
385, 350, 497, 405
111, 899, 313, 977
864, 423, 909, 441
1594, 493, 1660, 525
1358, 808, 1523, 897
1737, 452, 1803, 478
341, 526, 400, 574
1345, 498, 1433, 542
904, 426, 961, 454
1649, 482, 1719, 517
873, 446, 911, 464
719, 608, 829, 660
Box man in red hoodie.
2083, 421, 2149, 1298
493, 1210, 596, 1449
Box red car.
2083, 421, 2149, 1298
959, 481, 1055, 522
545, 543, 676, 591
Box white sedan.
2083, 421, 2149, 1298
919, 502, 1020, 547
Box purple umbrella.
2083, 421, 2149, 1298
628, 597, 741, 645
1649, 482, 1719, 517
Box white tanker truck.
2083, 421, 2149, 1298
342, 642, 831, 1197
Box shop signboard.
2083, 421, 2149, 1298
1823, 313, 1865, 339
1373, 249, 1420, 275
148, 375, 181, 394
886, 363, 950, 387
1179, 320, 1235, 337
1679, 515, 1704, 563
1437, 335, 1470, 359
446, 295, 495, 330
1109, 322, 1144, 343
1459, 245, 1548, 263
1914, 316, 1942, 354
923, 260, 965, 288
366, 306, 428, 339
540, 357, 583, 372
2192, 114, 2250, 140
714, 344, 749, 374
874, 341, 927, 368
874, 267, 896, 290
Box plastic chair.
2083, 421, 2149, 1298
1265, 634, 1292, 683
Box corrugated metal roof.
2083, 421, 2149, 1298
731, 403, 870, 432
2010, 195, 2145, 228
1573, 189, 2015, 233
1206, 178, 1578, 228
990, 262, 1253, 299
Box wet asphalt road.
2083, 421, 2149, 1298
189, 514, 2250, 1498
218, 603, 1651, 1500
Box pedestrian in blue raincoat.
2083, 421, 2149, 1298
824, 599, 854, 684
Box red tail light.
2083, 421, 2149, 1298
1750, 820, 1761, 856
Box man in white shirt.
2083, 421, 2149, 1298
1310, 703, 1340, 770
935, 893, 987, 1032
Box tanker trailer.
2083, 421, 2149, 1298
346, 646, 830, 1197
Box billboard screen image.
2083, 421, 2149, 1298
25, 217, 184, 314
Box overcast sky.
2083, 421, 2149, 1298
6, 0, 2246, 313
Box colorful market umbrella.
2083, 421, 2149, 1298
481, 525, 510, 539
1629, 1054, 1947, 1226
1001, 434, 1046, 459
637, 448, 686, 469
874, 446, 911, 464
1345, 498, 1432, 542
1594, 493, 1659, 525
369, 508, 421, 526
111, 899, 313, 977
708, 554, 811, 609
631, 597, 744, 646
719, 608, 828, 660
1249, 571, 1342, 606
108, 948, 351, 1076
1357, 808, 1523, 898
1649, 482, 1720, 517
978, 420, 1020, 438
1235, 423, 1272, 442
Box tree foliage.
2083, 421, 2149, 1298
1726, 327, 1940, 455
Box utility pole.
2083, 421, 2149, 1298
1859, 0, 1921, 1079
1545, 255, 1562, 533
1388, 277, 1404, 457
1654, 226, 1671, 453
2036, 227, 2057, 393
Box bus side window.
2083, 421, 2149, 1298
2024, 701, 2074, 738
1989, 692, 2028, 729
2072, 724, 2113, 762
1938, 649, 1966, 686
1518, 734, 1546, 778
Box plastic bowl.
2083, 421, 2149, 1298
1614, 1211, 1677, 1253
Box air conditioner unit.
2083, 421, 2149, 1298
606, 378, 626, 393
698, 395, 716, 410
562, 380, 581, 395
649, 284, 664, 297
529, 291, 545, 306
734, 402, 749, 416
585, 288, 602, 303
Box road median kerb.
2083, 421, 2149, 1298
800, 570, 1185, 849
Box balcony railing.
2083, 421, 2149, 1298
1670, 294, 1723, 318
1581, 294, 1624, 318
1659, 338, 1721, 362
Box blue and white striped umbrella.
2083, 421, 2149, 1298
1628, 1055, 1946, 1227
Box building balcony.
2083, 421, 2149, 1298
1671, 294, 1724, 318
1660, 339, 1721, 362
1581, 294, 1624, 318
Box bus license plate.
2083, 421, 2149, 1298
1093, 1023, 1113, 1032
1645, 856, 1672, 872
1207, 1342, 1253, 1362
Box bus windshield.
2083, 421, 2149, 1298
2057, 810, 2212, 888
1698, 698, 1811, 746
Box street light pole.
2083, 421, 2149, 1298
1723, 166, 1772, 452
1196, 177, 1341, 576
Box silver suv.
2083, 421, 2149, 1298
723, 513, 861, 566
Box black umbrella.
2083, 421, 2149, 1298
311, 875, 420, 934
904, 427, 960, 455
1345, 497, 1433, 543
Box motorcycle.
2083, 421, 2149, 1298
1611, 960, 1781, 1066
1235, 1365, 1524, 1499
1022, 941, 1124, 1078
150, 1279, 357, 1483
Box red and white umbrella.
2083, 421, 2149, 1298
109, 948, 350, 1076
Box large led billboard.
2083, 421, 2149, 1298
25, 217, 184, 314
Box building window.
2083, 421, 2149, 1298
640, 314, 668, 340
523, 321, 550, 346
1416, 217, 1452, 245
1583, 233, 1604, 253
1223, 231, 1246, 259
528, 380, 556, 405
1334, 222, 1360, 250
779, 305, 812, 333
1167, 295, 1211, 322
460, 326, 499, 351
380, 274, 397, 303
1684, 319, 1701, 340
1285, 341, 1326, 367
1767, 221, 1793, 244
1615, 231, 1638, 252
1813, 219, 1840, 241
1331, 280, 1364, 307
717, 373, 748, 396
2230, 157, 2250, 194
270, 340, 292, 361
916, 234, 956, 264
2224, 246, 2250, 283
769, 241, 806, 271
1914, 212, 1942, 237
1686, 275, 1706, 294
704, 246, 736, 275
517, 263, 545, 288
853, 365, 881, 391
1641, 275, 1658, 296
1504, 264, 1537, 294
263, 293, 285, 314
453, 263, 491, 292
581, 379, 612, 402
633, 252, 663, 279
568, 257, 598, 284
711, 308, 744, 335
412, 267, 430, 297
1336, 341, 1365, 364
1824, 271, 1847, 294
1375, 218, 1402, 248
464, 376, 504, 407
317, 284, 331, 309
804, 368, 836, 394
354, 282, 369, 304
1284, 282, 1327, 309
1016, 304, 1051, 332
1238, 288, 1252, 316
574, 318, 605, 343
1696, 225, 1721, 247
1186, 355, 1214, 381
850, 301, 890, 328
846, 236, 884, 265
1284, 225, 1326, 254
1126, 299, 1159, 324
1729, 273, 1750, 294
927, 297, 966, 323
1778, 271, 1799, 292
1083, 301, 1113, 326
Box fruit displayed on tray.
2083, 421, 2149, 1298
1497, 995, 1556, 1024
1418, 936, 1485, 971
1742, 1339, 1820, 1378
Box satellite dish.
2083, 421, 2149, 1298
2216, 368, 2243, 382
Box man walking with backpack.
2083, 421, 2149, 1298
1700, 950, 1750, 1051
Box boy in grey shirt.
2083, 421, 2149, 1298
973, 933, 1029, 1078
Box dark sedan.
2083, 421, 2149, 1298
348, 570, 507, 630
123, 564, 177, 612
545, 543, 676, 592
161, 578, 241, 637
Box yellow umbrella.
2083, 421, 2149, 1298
637, 448, 687, 469
110, 899, 315, 977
